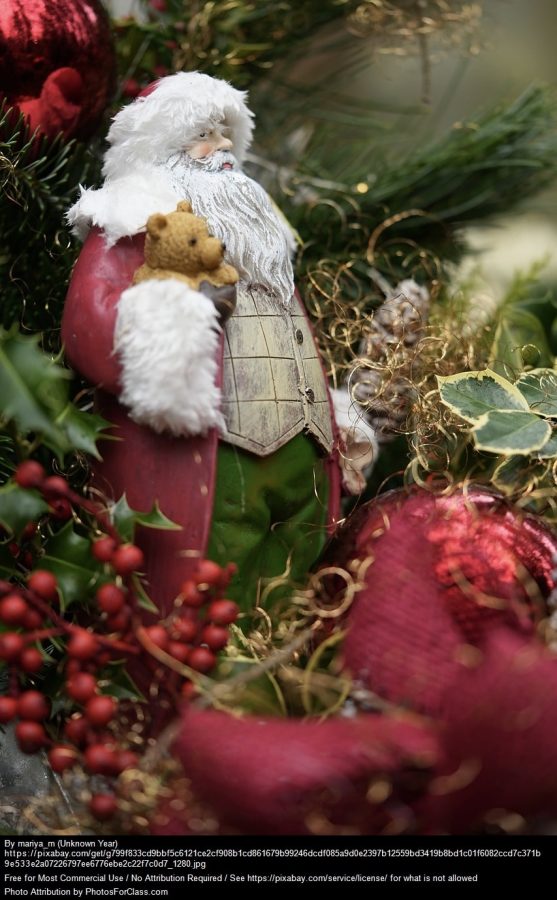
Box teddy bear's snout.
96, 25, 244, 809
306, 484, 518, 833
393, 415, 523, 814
200, 237, 225, 269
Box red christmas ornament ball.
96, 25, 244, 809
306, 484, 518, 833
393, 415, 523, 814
328, 486, 557, 716
0, 0, 115, 140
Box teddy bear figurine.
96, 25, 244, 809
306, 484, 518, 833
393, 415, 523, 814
133, 200, 238, 292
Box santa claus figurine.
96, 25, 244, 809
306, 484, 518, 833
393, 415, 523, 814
63, 72, 375, 616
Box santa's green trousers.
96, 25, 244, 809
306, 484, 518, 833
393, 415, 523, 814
207, 434, 329, 613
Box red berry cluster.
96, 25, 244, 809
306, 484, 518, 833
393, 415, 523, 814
0, 461, 240, 823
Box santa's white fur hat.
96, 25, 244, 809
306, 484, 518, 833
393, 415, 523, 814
102, 71, 254, 180
68, 72, 255, 244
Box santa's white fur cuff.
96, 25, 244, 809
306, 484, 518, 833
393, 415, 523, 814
114, 279, 223, 437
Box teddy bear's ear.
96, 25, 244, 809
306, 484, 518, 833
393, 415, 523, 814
177, 200, 193, 214
146, 213, 168, 238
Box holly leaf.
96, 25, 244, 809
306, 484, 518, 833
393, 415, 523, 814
131, 574, 159, 614
40, 522, 103, 610
437, 369, 529, 423
56, 405, 112, 460
110, 494, 181, 543
101, 661, 146, 703
0, 542, 15, 579
515, 369, 557, 418
0, 329, 70, 458
489, 307, 553, 376
472, 410, 551, 455
0, 484, 48, 538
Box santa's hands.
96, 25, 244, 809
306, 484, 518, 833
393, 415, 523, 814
198, 280, 237, 325
114, 278, 224, 437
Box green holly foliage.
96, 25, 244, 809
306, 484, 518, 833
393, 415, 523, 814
110, 494, 181, 544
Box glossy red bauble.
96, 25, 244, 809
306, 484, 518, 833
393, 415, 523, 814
0, 0, 115, 140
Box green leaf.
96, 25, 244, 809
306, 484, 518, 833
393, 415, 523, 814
102, 661, 146, 703
437, 369, 529, 423
472, 410, 551, 455
40, 522, 103, 610
56, 405, 112, 460
489, 308, 553, 376
0, 329, 70, 458
131, 574, 159, 614
0, 484, 48, 538
110, 494, 181, 544
515, 369, 557, 418
535, 431, 557, 459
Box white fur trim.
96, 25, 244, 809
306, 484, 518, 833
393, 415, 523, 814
331, 387, 378, 451
114, 279, 223, 437
331, 387, 379, 495
104, 72, 254, 180
67, 169, 181, 246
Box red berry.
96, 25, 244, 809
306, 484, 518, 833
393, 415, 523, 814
207, 599, 239, 626
195, 559, 223, 588
0, 696, 18, 723
67, 629, 98, 660
122, 79, 141, 99
67, 673, 97, 704
180, 580, 205, 608
15, 721, 47, 754
92, 537, 117, 564
65, 659, 82, 677
84, 744, 117, 775
200, 624, 229, 652
15, 461, 45, 490
181, 681, 198, 701
187, 646, 216, 674
22, 522, 38, 542
0, 593, 28, 626
89, 793, 117, 822
49, 498, 73, 521
144, 625, 168, 651
8, 542, 19, 558
167, 641, 190, 663
64, 715, 88, 746
85, 695, 116, 728
106, 609, 131, 633
172, 618, 198, 642
28, 569, 58, 602
0, 632, 24, 662
22, 607, 43, 630
150, 0, 167, 12
97, 583, 125, 614
41, 476, 68, 498
20, 647, 43, 674
115, 750, 139, 773
17, 690, 50, 721
112, 544, 144, 576
48, 745, 78, 774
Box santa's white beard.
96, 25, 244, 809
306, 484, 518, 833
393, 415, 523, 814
163, 150, 295, 307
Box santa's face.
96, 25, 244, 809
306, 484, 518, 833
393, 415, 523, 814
163, 129, 295, 307
185, 123, 233, 161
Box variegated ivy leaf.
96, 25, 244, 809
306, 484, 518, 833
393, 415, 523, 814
515, 369, 557, 418
535, 430, 557, 459
437, 369, 529, 424
472, 410, 551, 456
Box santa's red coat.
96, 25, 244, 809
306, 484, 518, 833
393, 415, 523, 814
63, 228, 341, 616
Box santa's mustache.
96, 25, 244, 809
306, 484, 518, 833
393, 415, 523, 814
179, 149, 238, 172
